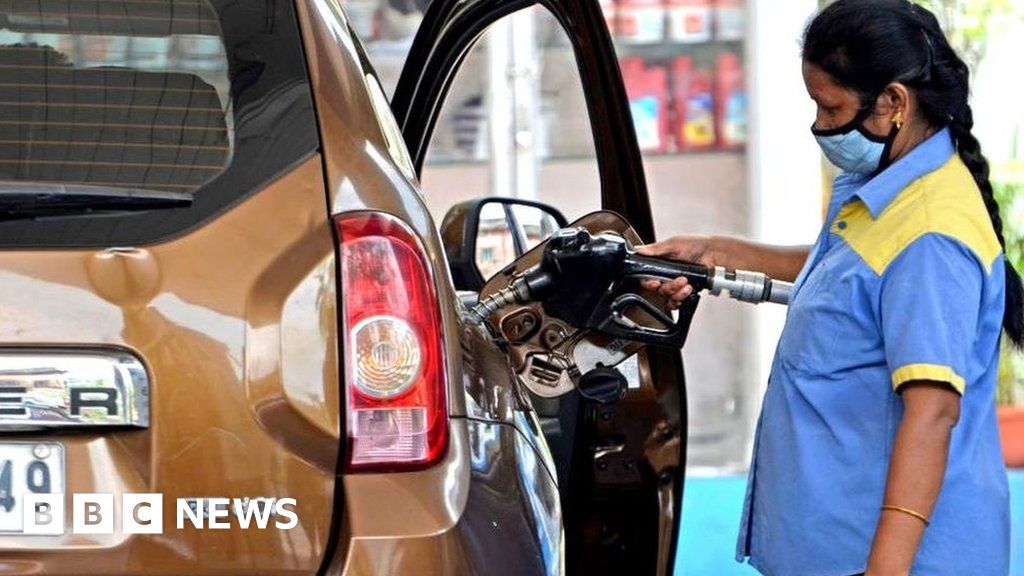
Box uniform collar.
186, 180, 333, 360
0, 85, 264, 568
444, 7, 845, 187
850, 127, 955, 218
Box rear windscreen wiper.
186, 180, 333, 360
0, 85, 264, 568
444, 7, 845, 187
0, 182, 194, 222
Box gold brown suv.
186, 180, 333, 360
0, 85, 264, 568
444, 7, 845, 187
0, 1, 690, 574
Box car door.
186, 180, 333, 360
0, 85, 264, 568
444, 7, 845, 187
389, 2, 695, 574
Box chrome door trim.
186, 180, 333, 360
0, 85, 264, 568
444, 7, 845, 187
0, 349, 149, 430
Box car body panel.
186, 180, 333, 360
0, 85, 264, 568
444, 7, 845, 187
295, 2, 562, 573
322, 419, 561, 576
296, 0, 469, 420
0, 157, 337, 574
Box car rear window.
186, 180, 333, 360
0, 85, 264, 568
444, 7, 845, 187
0, 0, 318, 247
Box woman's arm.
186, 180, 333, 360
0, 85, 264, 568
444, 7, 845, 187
635, 235, 810, 305
865, 381, 961, 576
702, 236, 810, 282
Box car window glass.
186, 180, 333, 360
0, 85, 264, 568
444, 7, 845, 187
0, 2, 232, 194
0, 0, 318, 247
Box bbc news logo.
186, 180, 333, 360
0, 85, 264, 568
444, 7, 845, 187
21, 494, 298, 535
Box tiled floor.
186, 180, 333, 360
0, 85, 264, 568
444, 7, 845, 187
674, 470, 1024, 575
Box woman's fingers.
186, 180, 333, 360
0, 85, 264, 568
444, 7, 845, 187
658, 276, 691, 296
642, 277, 693, 296
635, 240, 690, 260
673, 287, 694, 303
635, 235, 712, 266
633, 243, 666, 256
642, 277, 694, 310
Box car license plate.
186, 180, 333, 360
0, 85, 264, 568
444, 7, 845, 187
0, 443, 64, 533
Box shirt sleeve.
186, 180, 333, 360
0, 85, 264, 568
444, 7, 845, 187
879, 233, 986, 395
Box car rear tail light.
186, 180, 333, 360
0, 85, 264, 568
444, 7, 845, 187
335, 212, 448, 471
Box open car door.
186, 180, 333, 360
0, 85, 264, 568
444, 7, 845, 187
389, 2, 696, 575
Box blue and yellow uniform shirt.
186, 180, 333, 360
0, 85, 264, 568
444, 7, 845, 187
736, 127, 1011, 576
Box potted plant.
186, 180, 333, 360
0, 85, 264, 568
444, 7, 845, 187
997, 345, 1024, 467
995, 180, 1024, 468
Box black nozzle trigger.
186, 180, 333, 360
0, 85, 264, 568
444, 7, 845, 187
594, 293, 690, 348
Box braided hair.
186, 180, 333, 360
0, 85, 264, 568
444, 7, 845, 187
803, 0, 1024, 347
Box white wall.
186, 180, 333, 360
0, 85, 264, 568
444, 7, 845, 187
745, 0, 824, 457
974, 15, 1024, 166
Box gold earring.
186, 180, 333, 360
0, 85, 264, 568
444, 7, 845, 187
893, 111, 905, 130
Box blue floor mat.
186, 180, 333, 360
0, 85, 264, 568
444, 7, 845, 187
674, 470, 1024, 575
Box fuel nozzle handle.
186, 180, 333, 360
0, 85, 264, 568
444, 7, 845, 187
620, 254, 791, 305
618, 253, 711, 291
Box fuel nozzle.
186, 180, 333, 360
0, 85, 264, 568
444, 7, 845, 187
708, 266, 793, 305
467, 228, 597, 325
468, 228, 793, 344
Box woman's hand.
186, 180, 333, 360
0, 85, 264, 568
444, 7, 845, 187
635, 236, 812, 310
635, 235, 719, 309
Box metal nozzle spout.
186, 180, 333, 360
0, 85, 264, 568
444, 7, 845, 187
708, 266, 792, 306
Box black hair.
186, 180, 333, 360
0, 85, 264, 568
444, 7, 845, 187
803, 0, 1024, 348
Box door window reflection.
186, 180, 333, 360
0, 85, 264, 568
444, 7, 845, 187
475, 202, 516, 281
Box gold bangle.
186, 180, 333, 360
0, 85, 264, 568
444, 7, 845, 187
881, 504, 931, 526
